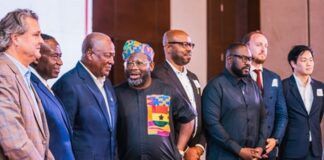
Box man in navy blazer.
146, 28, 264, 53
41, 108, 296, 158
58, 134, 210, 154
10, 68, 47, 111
279, 45, 324, 159
52, 32, 117, 160
30, 34, 74, 160
242, 31, 288, 159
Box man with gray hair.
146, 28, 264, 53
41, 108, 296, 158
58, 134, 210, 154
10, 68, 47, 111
0, 9, 54, 159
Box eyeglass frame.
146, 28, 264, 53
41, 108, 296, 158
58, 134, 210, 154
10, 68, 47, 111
167, 41, 195, 49
231, 54, 253, 63
124, 60, 150, 68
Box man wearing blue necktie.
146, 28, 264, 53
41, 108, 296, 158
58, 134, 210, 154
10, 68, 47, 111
30, 34, 74, 160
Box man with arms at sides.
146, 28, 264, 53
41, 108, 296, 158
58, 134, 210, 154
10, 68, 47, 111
30, 34, 74, 160
279, 45, 324, 160
0, 9, 53, 160
52, 32, 117, 160
115, 40, 196, 160
152, 29, 206, 160
202, 43, 267, 160
242, 31, 288, 159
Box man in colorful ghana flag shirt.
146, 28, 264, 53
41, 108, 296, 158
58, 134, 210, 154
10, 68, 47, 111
115, 40, 196, 160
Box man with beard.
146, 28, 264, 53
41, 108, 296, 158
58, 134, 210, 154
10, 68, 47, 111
52, 32, 117, 160
202, 43, 267, 160
279, 45, 324, 160
242, 31, 287, 159
115, 40, 196, 160
30, 34, 74, 160
152, 30, 206, 160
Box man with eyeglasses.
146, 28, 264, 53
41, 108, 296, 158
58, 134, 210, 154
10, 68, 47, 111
115, 40, 196, 160
202, 43, 267, 160
52, 32, 117, 160
242, 31, 287, 160
152, 29, 206, 160
30, 34, 74, 160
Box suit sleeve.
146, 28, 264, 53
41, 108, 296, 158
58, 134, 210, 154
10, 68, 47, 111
0, 75, 43, 160
272, 77, 288, 143
52, 79, 78, 128
202, 82, 242, 154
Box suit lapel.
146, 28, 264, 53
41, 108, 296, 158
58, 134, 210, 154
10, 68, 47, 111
163, 62, 190, 101
289, 76, 308, 115
309, 80, 320, 116
31, 74, 72, 134
104, 82, 114, 130
77, 63, 111, 130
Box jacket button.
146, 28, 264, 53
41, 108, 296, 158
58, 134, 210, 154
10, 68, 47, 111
42, 140, 46, 144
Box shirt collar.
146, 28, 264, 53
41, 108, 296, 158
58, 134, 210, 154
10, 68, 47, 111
166, 60, 187, 75
4, 52, 30, 77
79, 61, 106, 87
30, 67, 49, 87
293, 73, 312, 87
223, 68, 247, 86
250, 65, 263, 73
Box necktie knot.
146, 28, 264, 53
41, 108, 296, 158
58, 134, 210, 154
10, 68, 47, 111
253, 69, 263, 95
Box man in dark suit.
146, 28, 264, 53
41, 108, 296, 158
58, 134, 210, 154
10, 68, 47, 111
279, 45, 324, 160
31, 34, 74, 160
242, 31, 288, 159
0, 9, 53, 160
52, 32, 117, 160
202, 43, 267, 160
152, 30, 205, 160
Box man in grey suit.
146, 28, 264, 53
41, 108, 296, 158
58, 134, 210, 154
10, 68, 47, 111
0, 9, 53, 159
242, 31, 288, 159
152, 30, 205, 160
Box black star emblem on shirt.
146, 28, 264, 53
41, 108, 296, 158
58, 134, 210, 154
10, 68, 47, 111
159, 114, 164, 120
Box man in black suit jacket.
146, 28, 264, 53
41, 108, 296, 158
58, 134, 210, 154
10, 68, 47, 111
242, 31, 288, 159
152, 30, 206, 159
280, 45, 324, 160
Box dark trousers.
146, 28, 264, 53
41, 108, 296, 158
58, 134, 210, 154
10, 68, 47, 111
279, 143, 321, 160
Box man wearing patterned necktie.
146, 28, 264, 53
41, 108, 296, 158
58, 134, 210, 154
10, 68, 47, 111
30, 34, 74, 160
53, 32, 117, 160
242, 31, 288, 159
0, 9, 53, 159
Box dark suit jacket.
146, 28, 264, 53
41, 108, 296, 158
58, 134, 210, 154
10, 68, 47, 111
52, 62, 117, 160
152, 61, 206, 148
280, 75, 324, 159
31, 73, 74, 160
261, 69, 287, 142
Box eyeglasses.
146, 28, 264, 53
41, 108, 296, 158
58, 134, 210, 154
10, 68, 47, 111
168, 42, 195, 49
231, 54, 253, 63
125, 61, 149, 68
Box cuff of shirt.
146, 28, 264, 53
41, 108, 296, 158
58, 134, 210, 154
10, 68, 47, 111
195, 144, 205, 153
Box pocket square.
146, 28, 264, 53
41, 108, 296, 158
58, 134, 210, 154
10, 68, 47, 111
317, 89, 323, 97
272, 79, 278, 87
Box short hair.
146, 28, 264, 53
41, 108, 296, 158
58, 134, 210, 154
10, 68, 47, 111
0, 9, 38, 52
287, 45, 314, 70
241, 30, 264, 44
41, 33, 54, 41
225, 42, 247, 57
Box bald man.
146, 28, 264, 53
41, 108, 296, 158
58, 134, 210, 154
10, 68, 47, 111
52, 32, 117, 160
153, 30, 206, 160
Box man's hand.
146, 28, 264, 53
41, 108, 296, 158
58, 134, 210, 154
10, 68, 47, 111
265, 138, 277, 154
184, 146, 204, 160
239, 148, 261, 160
